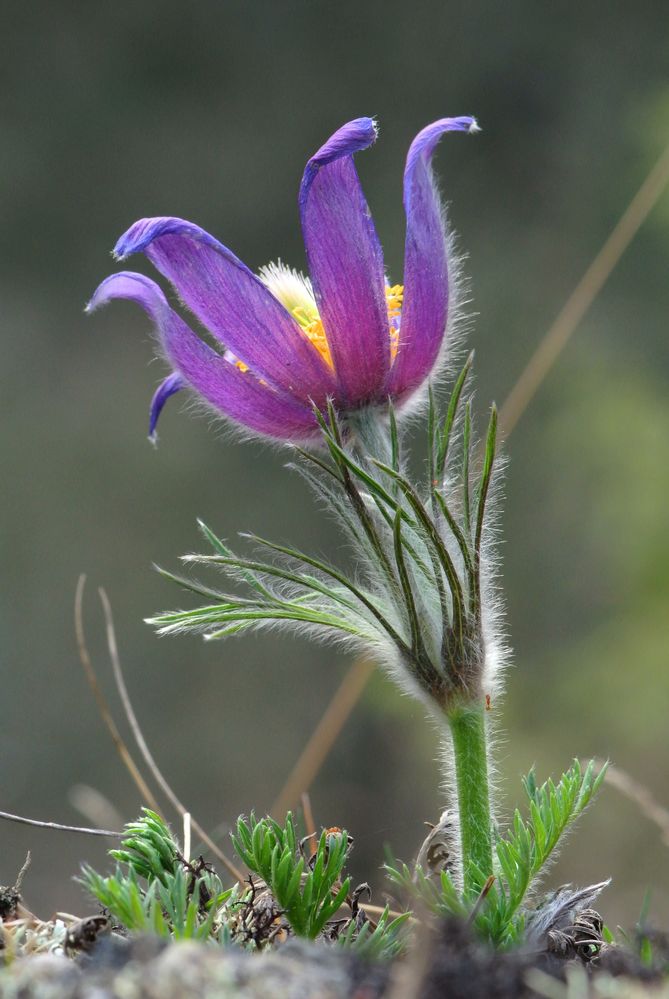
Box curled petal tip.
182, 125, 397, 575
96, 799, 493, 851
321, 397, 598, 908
341, 115, 378, 144
113, 222, 145, 261
85, 279, 113, 314
149, 372, 184, 440
306, 116, 379, 173
85, 271, 167, 319
112, 236, 130, 261
441, 115, 480, 134
113, 218, 184, 261
360, 115, 379, 140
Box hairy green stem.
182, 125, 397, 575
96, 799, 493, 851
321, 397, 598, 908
448, 703, 493, 898
347, 407, 393, 466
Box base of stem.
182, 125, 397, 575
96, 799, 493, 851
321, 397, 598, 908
448, 703, 493, 897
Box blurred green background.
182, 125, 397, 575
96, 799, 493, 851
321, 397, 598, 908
2, 0, 668, 927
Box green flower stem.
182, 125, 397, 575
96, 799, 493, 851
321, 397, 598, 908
448, 702, 493, 898
348, 407, 393, 465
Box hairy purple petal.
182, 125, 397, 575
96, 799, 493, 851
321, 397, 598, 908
149, 372, 184, 441
386, 116, 479, 398
114, 218, 336, 404
87, 272, 319, 440
299, 118, 390, 404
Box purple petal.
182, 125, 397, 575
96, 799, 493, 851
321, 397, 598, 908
113, 218, 336, 404
87, 272, 320, 440
299, 118, 390, 404
386, 116, 479, 398
149, 372, 184, 441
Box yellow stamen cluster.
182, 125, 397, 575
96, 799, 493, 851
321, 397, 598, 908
386, 284, 403, 361
291, 284, 405, 370
292, 305, 333, 368
236, 271, 404, 375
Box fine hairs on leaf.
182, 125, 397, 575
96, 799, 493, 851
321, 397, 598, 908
135, 350, 609, 951
145, 357, 609, 922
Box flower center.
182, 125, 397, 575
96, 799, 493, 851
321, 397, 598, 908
385, 284, 403, 361
238, 262, 403, 377
291, 284, 404, 370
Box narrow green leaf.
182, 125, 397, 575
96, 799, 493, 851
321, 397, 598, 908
462, 400, 472, 538
371, 459, 465, 646
427, 384, 437, 491
435, 351, 474, 482
241, 535, 409, 652
432, 490, 475, 604
472, 403, 498, 617
392, 509, 424, 659
389, 402, 400, 476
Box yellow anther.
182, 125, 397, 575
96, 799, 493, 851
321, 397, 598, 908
386, 284, 403, 360
386, 284, 404, 321
241, 270, 405, 376
292, 284, 405, 367
292, 305, 334, 368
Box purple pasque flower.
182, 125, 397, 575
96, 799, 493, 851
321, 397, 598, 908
87, 115, 478, 442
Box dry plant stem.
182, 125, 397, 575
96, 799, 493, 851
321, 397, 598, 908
361, 902, 413, 922
183, 812, 192, 864
272, 144, 669, 821
97, 588, 244, 882
0, 809, 120, 837
499, 138, 669, 437
467, 874, 496, 925
75, 575, 159, 811
594, 758, 669, 849
13, 852, 32, 893
300, 792, 317, 855
270, 657, 375, 818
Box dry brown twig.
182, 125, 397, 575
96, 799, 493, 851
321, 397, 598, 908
7, 578, 241, 879
593, 758, 669, 849
75, 575, 159, 811
300, 791, 318, 856
97, 587, 244, 882
498, 139, 669, 437
0, 810, 120, 838
270, 657, 375, 819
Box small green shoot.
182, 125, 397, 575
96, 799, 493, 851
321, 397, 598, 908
231, 813, 350, 939
80, 808, 227, 941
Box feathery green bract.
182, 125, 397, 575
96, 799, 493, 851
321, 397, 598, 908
478, 759, 607, 946
385, 760, 606, 949
231, 813, 351, 939
147, 356, 499, 718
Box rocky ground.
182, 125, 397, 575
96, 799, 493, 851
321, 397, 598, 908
1, 915, 668, 999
